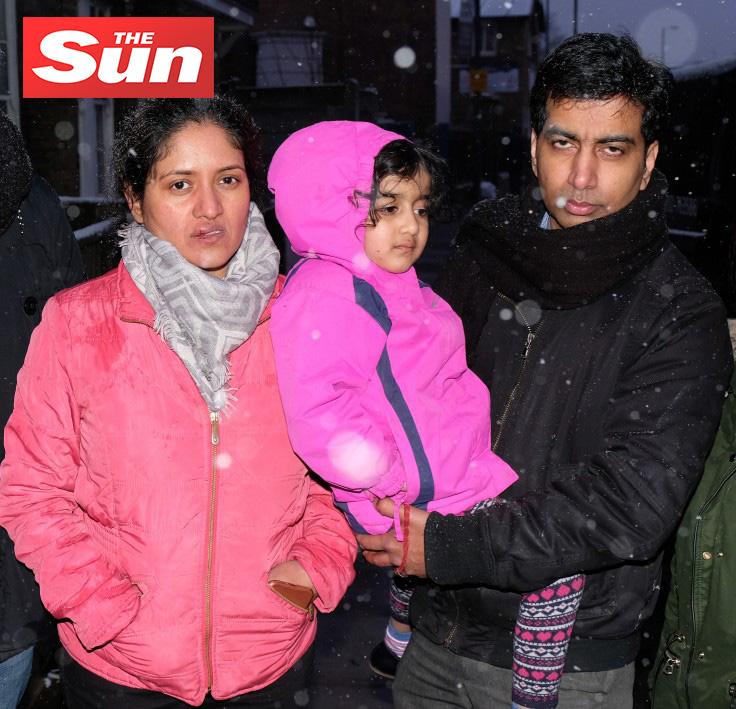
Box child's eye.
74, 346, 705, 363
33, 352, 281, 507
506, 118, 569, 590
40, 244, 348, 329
415, 207, 429, 218
377, 205, 398, 215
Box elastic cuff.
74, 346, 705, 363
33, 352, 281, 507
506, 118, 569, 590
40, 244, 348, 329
425, 511, 493, 585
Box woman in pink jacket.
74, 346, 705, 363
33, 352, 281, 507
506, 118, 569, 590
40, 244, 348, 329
268, 121, 585, 709
0, 99, 356, 708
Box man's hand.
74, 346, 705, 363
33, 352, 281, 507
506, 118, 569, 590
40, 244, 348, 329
356, 498, 429, 578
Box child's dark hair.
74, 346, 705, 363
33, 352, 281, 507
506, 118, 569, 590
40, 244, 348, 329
112, 96, 262, 203
362, 139, 448, 225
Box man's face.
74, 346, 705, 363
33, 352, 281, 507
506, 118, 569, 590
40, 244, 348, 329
530, 96, 659, 230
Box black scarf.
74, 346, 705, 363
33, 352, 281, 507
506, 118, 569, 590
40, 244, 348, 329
460, 170, 670, 309
0, 113, 33, 234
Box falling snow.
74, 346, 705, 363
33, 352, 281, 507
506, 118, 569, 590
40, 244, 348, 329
393, 46, 416, 69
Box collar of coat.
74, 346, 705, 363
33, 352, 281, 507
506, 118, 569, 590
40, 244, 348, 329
115, 260, 283, 327
458, 170, 670, 309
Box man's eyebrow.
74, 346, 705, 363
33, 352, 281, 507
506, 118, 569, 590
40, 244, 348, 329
542, 125, 577, 140
543, 125, 636, 145
596, 135, 636, 145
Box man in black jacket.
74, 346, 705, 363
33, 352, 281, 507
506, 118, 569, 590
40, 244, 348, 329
0, 114, 85, 707
358, 33, 733, 708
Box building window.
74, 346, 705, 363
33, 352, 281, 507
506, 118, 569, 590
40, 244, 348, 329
255, 31, 324, 88
78, 98, 114, 196
0, 0, 20, 125
480, 20, 498, 57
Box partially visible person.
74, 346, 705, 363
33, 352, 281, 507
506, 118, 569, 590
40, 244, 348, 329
269, 120, 586, 709
0, 112, 85, 708
650, 368, 736, 708
0, 98, 356, 708
357, 33, 732, 709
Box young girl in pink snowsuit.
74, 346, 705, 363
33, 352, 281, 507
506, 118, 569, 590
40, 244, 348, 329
269, 121, 584, 709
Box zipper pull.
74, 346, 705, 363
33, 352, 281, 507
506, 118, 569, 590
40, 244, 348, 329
523, 331, 535, 357
210, 411, 220, 446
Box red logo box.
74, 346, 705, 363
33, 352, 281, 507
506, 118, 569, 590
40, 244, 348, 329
23, 17, 214, 98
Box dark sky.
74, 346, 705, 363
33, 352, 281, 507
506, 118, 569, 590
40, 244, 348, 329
545, 0, 736, 75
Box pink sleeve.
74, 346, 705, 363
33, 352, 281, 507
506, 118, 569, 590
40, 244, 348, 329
271, 278, 406, 500
288, 478, 357, 612
0, 298, 140, 650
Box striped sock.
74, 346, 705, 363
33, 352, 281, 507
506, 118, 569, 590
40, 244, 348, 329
384, 621, 412, 659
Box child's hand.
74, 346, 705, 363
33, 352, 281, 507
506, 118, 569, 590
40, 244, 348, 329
268, 560, 316, 592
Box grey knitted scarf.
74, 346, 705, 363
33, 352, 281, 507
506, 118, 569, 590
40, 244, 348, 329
120, 203, 280, 412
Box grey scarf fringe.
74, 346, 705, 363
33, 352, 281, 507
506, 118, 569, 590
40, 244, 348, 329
120, 202, 280, 412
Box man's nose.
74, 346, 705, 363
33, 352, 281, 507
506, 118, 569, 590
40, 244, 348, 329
568, 149, 598, 192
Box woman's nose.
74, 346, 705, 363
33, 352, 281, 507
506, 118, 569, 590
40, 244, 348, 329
194, 185, 223, 219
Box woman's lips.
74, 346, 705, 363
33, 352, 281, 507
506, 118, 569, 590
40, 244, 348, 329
564, 200, 597, 216
193, 227, 224, 240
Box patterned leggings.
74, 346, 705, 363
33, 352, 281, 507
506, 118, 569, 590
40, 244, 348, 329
388, 572, 585, 708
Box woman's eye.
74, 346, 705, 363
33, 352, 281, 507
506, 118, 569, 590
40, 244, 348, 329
221, 175, 239, 185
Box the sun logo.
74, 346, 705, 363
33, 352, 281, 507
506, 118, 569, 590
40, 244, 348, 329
23, 17, 214, 98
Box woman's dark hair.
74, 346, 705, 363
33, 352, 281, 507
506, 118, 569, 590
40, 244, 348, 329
530, 33, 674, 147
361, 139, 449, 225
112, 96, 262, 203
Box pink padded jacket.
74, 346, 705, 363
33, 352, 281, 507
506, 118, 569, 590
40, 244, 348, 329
268, 121, 518, 535
0, 263, 356, 705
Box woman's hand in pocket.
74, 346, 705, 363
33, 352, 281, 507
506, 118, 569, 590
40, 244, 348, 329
267, 560, 316, 592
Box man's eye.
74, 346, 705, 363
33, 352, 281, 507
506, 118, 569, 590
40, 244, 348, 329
604, 146, 624, 155
552, 139, 571, 148
171, 180, 188, 191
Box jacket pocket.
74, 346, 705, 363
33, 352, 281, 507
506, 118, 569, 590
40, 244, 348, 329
574, 570, 617, 622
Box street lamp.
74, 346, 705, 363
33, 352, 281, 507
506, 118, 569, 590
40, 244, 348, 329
660, 24, 679, 65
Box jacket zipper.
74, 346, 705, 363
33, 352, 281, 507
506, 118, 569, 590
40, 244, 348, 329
204, 410, 220, 691
684, 464, 736, 708
492, 294, 543, 452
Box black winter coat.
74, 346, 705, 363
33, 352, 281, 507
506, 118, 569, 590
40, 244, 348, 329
0, 175, 85, 659
411, 206, 733, 673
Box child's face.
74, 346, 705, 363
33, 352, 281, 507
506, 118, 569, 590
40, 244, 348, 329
363, 170, 431, 274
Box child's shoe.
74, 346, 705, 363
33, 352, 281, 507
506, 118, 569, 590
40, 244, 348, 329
369, 641, 399, 679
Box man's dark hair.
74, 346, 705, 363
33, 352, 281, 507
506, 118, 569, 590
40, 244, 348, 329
530, 33, 674, 146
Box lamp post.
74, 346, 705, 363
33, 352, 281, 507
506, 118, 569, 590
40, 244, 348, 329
660, 24, 679, 65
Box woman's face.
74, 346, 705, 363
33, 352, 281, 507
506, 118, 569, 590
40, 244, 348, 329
127, 121, 251, 278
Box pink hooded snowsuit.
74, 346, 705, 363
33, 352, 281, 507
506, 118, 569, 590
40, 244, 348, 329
268, 121, 517, 534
